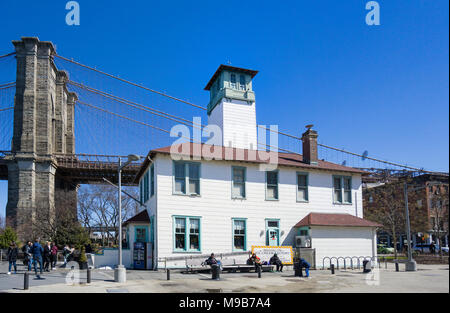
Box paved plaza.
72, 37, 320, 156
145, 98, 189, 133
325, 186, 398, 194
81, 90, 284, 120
0, 262, 448, 293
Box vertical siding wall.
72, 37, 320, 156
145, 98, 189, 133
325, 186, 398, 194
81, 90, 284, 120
208, 99, 257, 150
151, 154, 364, 262
311, 226, 377, 269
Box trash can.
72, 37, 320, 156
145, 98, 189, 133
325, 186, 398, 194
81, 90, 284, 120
294, 262, 303, 277
363, 260, 371, 273
211, 264, 220, 280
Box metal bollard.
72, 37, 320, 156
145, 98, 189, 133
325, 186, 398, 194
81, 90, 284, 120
395, 263, 399, 272
331, 264, 335, 274
167, 269, 170, 280
87, 268, 91, 284
24, 272, 29, 290
257, 266, 261, 278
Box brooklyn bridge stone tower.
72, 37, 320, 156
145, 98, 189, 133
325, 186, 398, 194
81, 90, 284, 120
5, 37, 77, 239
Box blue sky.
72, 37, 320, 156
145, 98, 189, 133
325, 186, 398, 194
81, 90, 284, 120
0, 1, 448, 217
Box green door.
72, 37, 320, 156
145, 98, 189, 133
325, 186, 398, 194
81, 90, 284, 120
266, 220, 280, 246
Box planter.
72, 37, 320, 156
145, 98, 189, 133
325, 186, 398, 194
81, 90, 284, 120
79, 261, 88, 270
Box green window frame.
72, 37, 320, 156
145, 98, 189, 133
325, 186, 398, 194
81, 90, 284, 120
139, 179, 144, 204
296, 172, 309, 202
141, 170, 149, 203
150, 164, 155, 197
333, 175, 352, 204
265, 170, 279, 200
173, 216, 201, 252
173, 161, 201, 196
232, 166, 246, 199
232, 218, 247, 251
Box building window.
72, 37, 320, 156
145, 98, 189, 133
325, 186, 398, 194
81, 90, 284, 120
150, 164, 155, 197
188, 163, 200, 195
135, 226, 148, 243
333, 176, 352, 204
232, 219, 246, 251
173, 162, 201, 196
230, 73, 237, 89
174, 162, 186, 194
296, 172, 308, 202
174, 216, 201, 252
143, 170, 149, 203
266, 171, 279, 200
139, 179, 144, 204
239, 75, 246, 90
232, 167, 246, 198
174, 218, 186, 250
189, 219, 200, 250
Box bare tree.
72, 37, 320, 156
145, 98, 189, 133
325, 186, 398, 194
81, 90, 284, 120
429, 183, 449, 256
77, 184, 139, 246
364, 179, 428, 258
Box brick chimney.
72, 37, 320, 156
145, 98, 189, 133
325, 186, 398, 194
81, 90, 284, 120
302, 125, 318, 165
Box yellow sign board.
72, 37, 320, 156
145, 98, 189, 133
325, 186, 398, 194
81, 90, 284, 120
251, 246, 294, 265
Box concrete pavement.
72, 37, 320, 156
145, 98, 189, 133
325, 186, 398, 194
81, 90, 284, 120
1, 262, 448, 293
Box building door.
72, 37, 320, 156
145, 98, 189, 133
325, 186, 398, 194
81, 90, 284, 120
266, 220, 280, 246
135, 226, 148, 243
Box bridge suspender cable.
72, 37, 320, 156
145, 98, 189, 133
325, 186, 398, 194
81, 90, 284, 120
76, 99, 296, 155
68, 80, 204, 130
76, 100, 192, 142
54, 54, 206, 111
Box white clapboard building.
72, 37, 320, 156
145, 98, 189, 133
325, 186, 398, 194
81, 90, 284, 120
122, 65, 380, 270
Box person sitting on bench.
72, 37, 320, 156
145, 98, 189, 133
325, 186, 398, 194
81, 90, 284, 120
205, 253, 222, 269
269, 253, 283, 272
299, 258, 311, 277
248, 253, 261, 272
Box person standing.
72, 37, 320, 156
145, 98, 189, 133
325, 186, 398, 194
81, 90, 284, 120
51, 242, 58, 270
7, 242, 19, 275
31, 238, 43, 278
23, 241, 33, 271
63, 244, 70, 266
43, 241, 52, 272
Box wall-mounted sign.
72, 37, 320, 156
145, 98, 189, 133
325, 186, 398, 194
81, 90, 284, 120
251, 246, 294, 265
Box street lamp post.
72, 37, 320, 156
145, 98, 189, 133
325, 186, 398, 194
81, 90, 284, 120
114, 154, 140, 283
403, 182, 417, 271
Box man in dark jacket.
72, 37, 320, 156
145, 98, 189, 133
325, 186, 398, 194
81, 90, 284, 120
31, 238, 44, 277
7, 242, 19, 274
269, 253, 283, 272
204, 253, 222, 270
22, 241, 33, 271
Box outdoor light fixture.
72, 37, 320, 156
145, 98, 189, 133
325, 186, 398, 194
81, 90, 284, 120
114, 154, 141, 283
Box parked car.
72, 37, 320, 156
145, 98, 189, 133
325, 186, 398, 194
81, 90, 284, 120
377, 244, 395, 254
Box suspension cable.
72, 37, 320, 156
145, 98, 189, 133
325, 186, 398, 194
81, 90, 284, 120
0, 107, 13, 112
55, 54, 206, 110
0, 52, 15, 59
54, 54, 427, 172
68, 80, 204, 130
